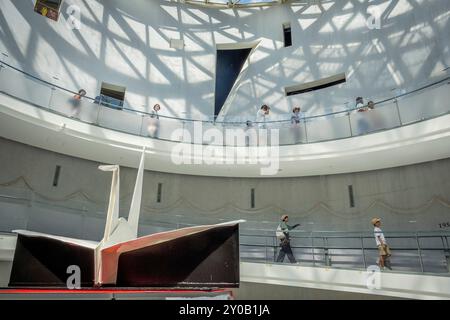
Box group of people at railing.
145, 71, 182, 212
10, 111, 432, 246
249, 98, 376, 135
71, 88, 162, 138
252, 104, 306, 129
71, 87, 379, 140
275, 214, 392, 270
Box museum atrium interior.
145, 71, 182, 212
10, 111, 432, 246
0, 0, 449, 299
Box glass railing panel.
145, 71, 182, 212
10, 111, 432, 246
97, 105, 142, 135
140, 115, 186, 142
181, 120, 230, 145
324, 249, 365, 269
1, 61, 449, 146
387, 250, 422, 273
0, 184, 33, 202
79, 215, 105, 242
158, 117, 182, 142
0, 66, 53, 109
240, 233, 270, 263
278, 123, 307, 145
420, 250, 448, 273
320, 233, 368, 269
25, 207, 85, 239
349, 101, 401, 136
305, 114, 351, 142
49, 89, 100, 124
0, 187, 30, 231
398, 82, 450, 124
203, 121, 226, 146
415, 235, 447, 249
221, 123, 272, 147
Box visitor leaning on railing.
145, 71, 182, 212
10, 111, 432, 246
256, 104, 270, 129
353, 97, 376, 134
147, 103, 161, 138
70, 89, 86, 118
289, 106, 305, 142
290, 106, 305, 125
355, 96, 365, 111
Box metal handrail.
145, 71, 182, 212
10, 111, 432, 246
1, 226, 449, 274
240, 230, 450, 274
1, 59, 449, 125
241, 231, 450, 238
241, 243, 448, 251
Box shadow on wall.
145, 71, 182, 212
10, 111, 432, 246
0, 0, 448, 119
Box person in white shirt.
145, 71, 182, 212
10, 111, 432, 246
372, 217, 392, 270
355, 97, 365, 111
290, 106, 305, 124
256, 104, 270, 129
290, 106, 304, 142
147, 103, 161, 137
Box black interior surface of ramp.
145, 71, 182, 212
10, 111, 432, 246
116, 224, 240, 287
8, 234, 95, 287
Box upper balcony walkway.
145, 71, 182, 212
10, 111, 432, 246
1, 60, 450, 177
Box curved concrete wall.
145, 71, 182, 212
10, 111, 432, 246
0, 0, 449, 120
0, 137, 449, 241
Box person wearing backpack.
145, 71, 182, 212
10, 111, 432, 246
276, 215, 301, 263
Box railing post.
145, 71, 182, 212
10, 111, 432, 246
361, 235, 367, 269
181, 120, 186, 142
48, 87, 55, 111
311, 232, 315, 266
304, 119, 308, 143
445, 250, 450, 273
416, 234, 424, 273
443, 236, 450, 273
324, 236, 331, 267
264, 234, 268, 264
139, 114, 145, 136
394, 98, 403, 125
96, 102, 102, 125
273, 235, 277, 263
347, 112, 353, 137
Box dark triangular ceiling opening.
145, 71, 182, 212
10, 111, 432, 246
214, 48, 251, 118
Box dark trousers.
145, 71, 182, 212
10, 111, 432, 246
276, 240, 297, 263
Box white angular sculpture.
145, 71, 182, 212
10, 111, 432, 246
95, 148, 145, 285
10, 148, 242, 288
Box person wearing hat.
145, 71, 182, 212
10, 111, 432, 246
276, 215, 301, 263
290, 107, 304, 125
256, 104, 270, 129
372, 217, 392, 270
355, 97, 365, 111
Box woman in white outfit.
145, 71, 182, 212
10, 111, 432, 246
256, 104, 270, 129
147, 104, 161, 138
